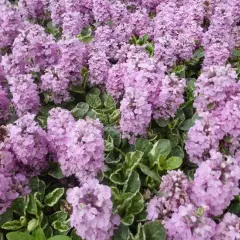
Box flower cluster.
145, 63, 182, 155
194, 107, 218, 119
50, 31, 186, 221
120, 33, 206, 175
147, 170, 190, 221
213, 213, 240, 240
186, 65, 240, 164
47, 108, 105, 183
67, 179, 120, 240
190, 150, 240, 216
165, 204, 216, 240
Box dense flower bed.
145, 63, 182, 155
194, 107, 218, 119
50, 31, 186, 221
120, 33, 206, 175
0, 0, 240, 239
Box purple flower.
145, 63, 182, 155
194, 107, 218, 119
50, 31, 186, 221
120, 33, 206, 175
8, 113, 48, 176
165, 204, 216, 240
190, 150, 240, 216
213, 213, 240, 240
67, 179, 120, 240
8, 74, 40, 116
147, 170, 190, 221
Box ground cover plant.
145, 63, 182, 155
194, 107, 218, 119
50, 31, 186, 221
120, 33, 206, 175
0, 0, 240, 239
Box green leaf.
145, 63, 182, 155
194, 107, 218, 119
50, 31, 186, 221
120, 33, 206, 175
71, 230, 82, 240
229, 202, 240, 216
34, 227, 46, 240
49, 211, 68, 224
48, 236, 72, 240
86, 94, 102, 109
52, 220, 70, 232
48, 163, 64, 179
41, 215, 48, 229
2, 220, 22, 230
104, 126, 121, 147
165, 157, 183, 170
104, 135, 114, 152
110, 166, 125, 185
155, 118, 169, 127
179, 118, 194, 131
171, 146, 184, 159
43, 226, 53, 239
113, 224, 130, 240
148, 139, 171, 168
26, 195, 38, 215
126, 192, 144, 215
139, 163, 160, 182
72, 103, 89, 119
143, 221, 166, 240
232, 48, 240, 57
0, 208, 13, 227
6, 232, 35, 240
121, 214, 134, 226
207, 102, 216, 110
173, 65, 186, 78
124, 151, 144, 176
93, 110, 108, 125
109, 109, 121, 124
136, 139, 153, 154
29, 177, 46, 196
27, 219, 39, 232
12, 197, 25, 216
102, 93, 116, 110
44, 188, 64, 207
123, 171, 140, 194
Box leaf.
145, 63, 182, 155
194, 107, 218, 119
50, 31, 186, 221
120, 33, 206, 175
207, 102, 216, 110
121, 214, 134, 226
171, 146, 184, 159
232, 48, 240, 57
113, 224, 130, 240
0, 208, 13, 227
52, 220, 70, 232
12, 197, 25, 216
26, 195, 38, 215
29, 177, 46, 196
27, 219, 39, 232
48, 163, 64, 179
229, 202, 240, 216
43, 226, 53, 239
173, 65, 186, 78
102, 93, 116, 110
136, 139, 153, 154
2, 220, 22, 230
123, 151, 144, 176
34, 227, 46, 240
179, 119, 194, 131
139, 163, 160, 182
44, 188, 64, 207
104, 135, 114, 152
48, 236, 72, 240
143, 221, 166, 240
6, 232, 35, 240
148, 139, 171, 168
49, 211, 68, 224
71, 103, 89, 119
93, 110, 108, 125
165, 157, 183, 170
123, 171, 140, 194
126, 192, 144, 215
71, 230, 82, 240
109, 109, 121, 124
110, 166, 125, 185
104, 126, 121, 147
86, 94, 102, 109
155, 118, 169, 127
